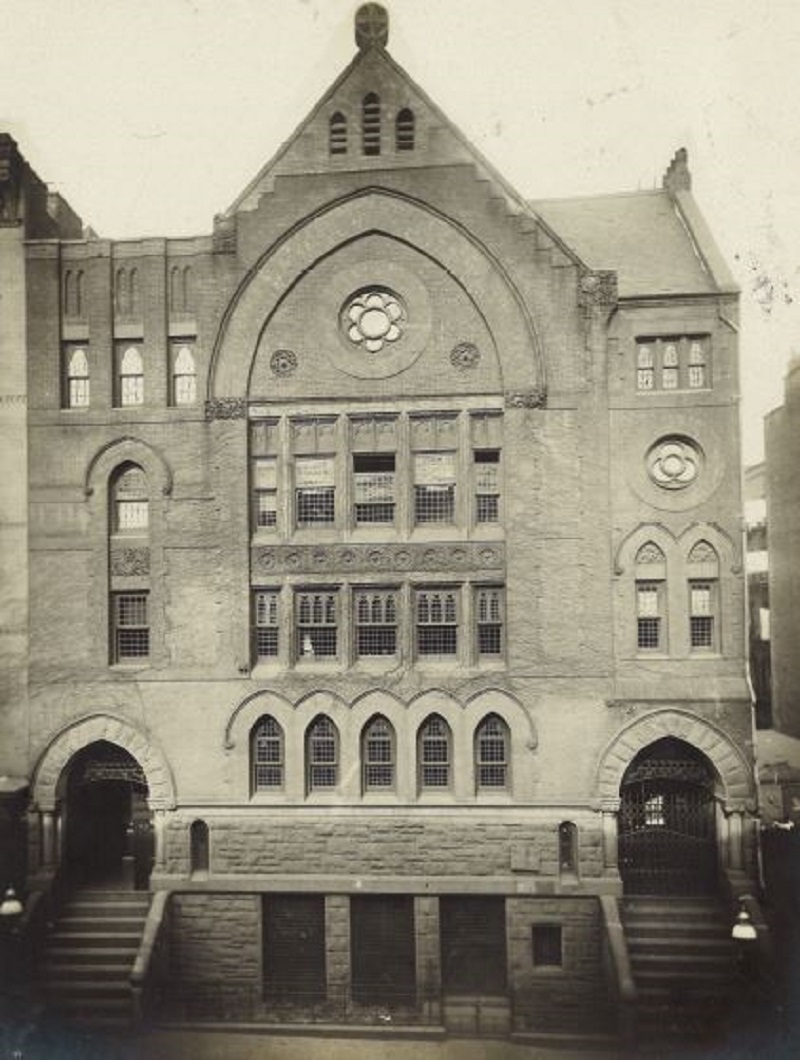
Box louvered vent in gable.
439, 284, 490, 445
362, 93, 381, 155
396, 108, 415, 151
329, 112, 347, 155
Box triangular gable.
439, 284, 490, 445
222, 27, 585, 272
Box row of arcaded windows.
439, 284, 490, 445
62, 342, 197, 409
251, 712, 510, 795
635, 539, 720, 653
329, 97, 415, 156
62, 265, 194, 320
636, 335, 710, 391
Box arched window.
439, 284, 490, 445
688, 341, 707, 389
171, 344, 196, 406
362, 716, 395, 791
475, 714, 509, 790
396, 108, 415, 151
362, 93, 381, 155
190, 819, 209, 875
111, 463, 148, 532
252, 715, 284, 792
559, 821, 578, 875
687, 540, 719, 651
306, 715, 338, 791
662, 343, 678, 389
635, 542, 666, 652
115, 267, 127, 313
65, 346, 90, 408
118, 345, 144, 406
418, 714, 451, 790
329, 112, 347, 155
636, 343, 654, 390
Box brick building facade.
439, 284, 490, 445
0, 4, 757, 1041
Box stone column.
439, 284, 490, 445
601, 806, 620, 877
152, 809, 168, 871
325, 895, 351, 1018
40, 810, 56, 869
415, 895, 441, 1022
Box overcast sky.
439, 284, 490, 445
2, 0, 798, 464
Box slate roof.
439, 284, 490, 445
532, 189, 735, 298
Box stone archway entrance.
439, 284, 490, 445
618, 737, 718, 896
62, 740, 154, 889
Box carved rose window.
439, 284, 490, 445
343, 289, 405, 353
647, 437, 701, 489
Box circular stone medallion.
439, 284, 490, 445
343, 289, 406, 353
646, 436, 702, 489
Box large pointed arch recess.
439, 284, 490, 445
597, 709, 755, 812
209, 188, 544, 400
32, 714, 176, 811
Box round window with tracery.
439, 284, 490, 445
342, 289, 405, 353
646, 436, 702, 489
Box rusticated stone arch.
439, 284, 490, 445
32, 713, 176, 811
596, 709, 755, 812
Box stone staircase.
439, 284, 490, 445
40, 888, 150, 1029
622, 896, 738, 1045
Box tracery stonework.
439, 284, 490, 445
579, 270, 618, 307
205, 397, 247, 420
647, 436, 702, 489
252, 541, 505, 576
505, 387, 546, 409
110, 547, 150, 576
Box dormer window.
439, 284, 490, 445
362, 94, 381, 155
329, 112, 347, 155
396, 108, 415, 151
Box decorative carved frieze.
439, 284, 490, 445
205, 397, 247, 421
252, 541, 505, 576
504, 387, 546, 409
110, 547, 150, 576
579, 270, 618, 307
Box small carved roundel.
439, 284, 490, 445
450, 342, 480, 370
270, 349, 298, 376
647, 436, 702, 489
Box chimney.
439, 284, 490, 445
662, 147, 692, 192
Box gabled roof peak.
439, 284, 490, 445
355, 3, 389, 52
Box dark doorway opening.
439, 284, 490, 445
263, 894, 327, 1006
440, 896, 507, 995
619, 737, 718, 896
64, 741, 152, 889
351, 894, 416, 1007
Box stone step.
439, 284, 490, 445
44, 977, 131, 997
57, 915, 147, 933
65, 898, 150, 916
623, 919, 730, 938
45, 943, 138, 964
49, 931, 141, 950
43, 959, 133, 979
628, 935, 735, 953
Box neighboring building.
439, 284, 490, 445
0, 4, 758, 1043
744, 461, 772, 729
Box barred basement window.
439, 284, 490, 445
362, 93, 381, 155
475, 714, 509, 789
355, 589, 397, 656
362, 716, 395, 791
418, 714, 451, 789
117, 345, 144, 406
113, 592, 149, 662
532, 924, 563, 967
474, 449, 500, 523
353, 453, 395, 524
414, 452, 455, 524
636, 581, 664, 651
476, 586, 504, 656
254, 590, 279, 659
307, 715, 338, 790
689, 580, 716, 650
296, 591, 338, 658
396, 108, 415, 151
112, 464, 148, 532
252, 715, 284, 791
329, 111, 347, 154
171, 344, 196, 406
295, 456, 335, 526
253, 458, 278, 530
65, 346, 90, 408
416, 588, 458, 655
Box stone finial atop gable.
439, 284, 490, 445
662, 147, 692, 192
355, 3, 389, 51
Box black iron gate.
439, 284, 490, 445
619, 739, 718, 896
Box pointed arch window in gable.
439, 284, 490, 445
475, 714, 509, 790
396, 108, 415, 151
362, 93, 381, 155
171, 343, 197, 406
363, 716, 395, 791
688, 340, 707, 389
306, 715, 339, 791
329, 111, 348, 155
64, 269, 85, 319
112, 463, 149, 533
636, 344, 655, 390
635, 542, 666, 652
661, 343, 679, 389
418, 714, 451, 790
64, 345, 90, 408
